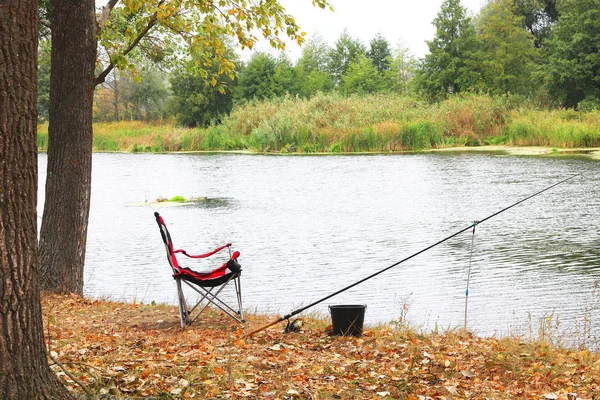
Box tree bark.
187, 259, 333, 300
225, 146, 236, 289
0, 1, 71, 398
39, 0, 97, 294
113, 69, 119, 121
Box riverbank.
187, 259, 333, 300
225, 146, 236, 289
44, 293, 599, 399
432, 145, 600, 160
37, 94, 600, 154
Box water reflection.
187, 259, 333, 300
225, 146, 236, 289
37, 152, 600, 342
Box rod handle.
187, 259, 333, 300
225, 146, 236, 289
241, 317, 284, 339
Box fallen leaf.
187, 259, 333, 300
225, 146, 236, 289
446, 385, 459, 395
461, 369, 475, 378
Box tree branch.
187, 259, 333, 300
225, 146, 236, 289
49, 352, 94, 397
97, 0, 120, 31
94, 13, 158, 87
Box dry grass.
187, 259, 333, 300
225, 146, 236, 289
37, 95, 600, 153
43, 293, 600, 399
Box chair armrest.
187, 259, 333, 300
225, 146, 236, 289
174, 243, 232, 259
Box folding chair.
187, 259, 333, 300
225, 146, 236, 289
154, 212, 245, 327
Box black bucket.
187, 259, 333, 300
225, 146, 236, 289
329, 304, 366, 337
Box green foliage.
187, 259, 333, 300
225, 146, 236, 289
38, 39, 51, 122
507, 109, 600, 147
386, 42, 418, 94
543, 0, 600, 108
476, 0, 540, 96
297, 69, 335, 98
296, 34, 331, 74
95, 0, 332, 95
367, 33, 392, 73
94, 66, 170, 123
513, 0, 558, 47
121, 67, 170, 121
340, 55, 385, 95
82, 0, 597, 128
42, 93, 600, 153
578, 97, 600, 112
290, 34, 335, 97
272, 55, 301, 97
236, 52, 278, 101
415, 0, 483, 100
327, 30, 367, 85
169, 44, 237, 127
169, 196, 187, 203
37, 125, 49, 150
93, 135, 119, 151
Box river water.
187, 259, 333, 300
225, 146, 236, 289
38, 152, 600, 342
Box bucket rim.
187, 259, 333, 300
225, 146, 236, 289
328, 304, 367, 309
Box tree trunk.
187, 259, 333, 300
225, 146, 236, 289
0, 1, 71, 398
113, 69, 120, 121
39, 0, 97, 294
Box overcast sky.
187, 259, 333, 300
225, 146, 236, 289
243, 0, 486, 61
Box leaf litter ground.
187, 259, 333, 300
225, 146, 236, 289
43, 293, 600, 399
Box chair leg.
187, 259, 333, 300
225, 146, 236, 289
182, 275, 245, 324
235, 275, 245, 323
176, 279, 188, 328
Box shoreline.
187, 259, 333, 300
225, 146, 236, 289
37, 145, 600, 160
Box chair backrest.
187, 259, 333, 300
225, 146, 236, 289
154, 212, 181, 274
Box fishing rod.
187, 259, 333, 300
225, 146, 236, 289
243, 173, 581, 339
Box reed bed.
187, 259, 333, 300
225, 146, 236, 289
37, 94, 600, 153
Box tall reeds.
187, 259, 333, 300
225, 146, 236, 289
37, 94, 600, 153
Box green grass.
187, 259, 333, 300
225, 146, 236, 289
169, 195, 187, 203
37, 94, 600, 153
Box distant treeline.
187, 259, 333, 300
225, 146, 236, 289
36, 0, 600, 129
37, 93, 600, 153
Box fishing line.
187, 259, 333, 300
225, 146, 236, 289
464, 221, 477, 330
243, 173, 582, 338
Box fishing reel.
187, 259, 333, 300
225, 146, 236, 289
284, 318, 303, 334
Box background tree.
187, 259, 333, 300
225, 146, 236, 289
514, 0, 559, 47
274, 54, 303, 97
387, 40, 418, 93
169, 49, 237, 127
327, 30, 366, 85
39, 0, 330, 295
38, 38, 51, 122
236, 52, 279, 101
0, 0, 71, 397
367, 32, 392, 73
341, 54, 385, 95
100, 70, 123, 122
94, 85, 119, 122
120, 67, 170, 121
543, 0, 600, 107
295, 34, 334, 96
414, 0, 482, 100
39, 0, 97, 295
476, 0, 539, 96
296, 34, 331, 74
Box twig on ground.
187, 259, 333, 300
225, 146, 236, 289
300, 383, 315, 400
58, 361, 110, 375
49, 352, 94, 397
